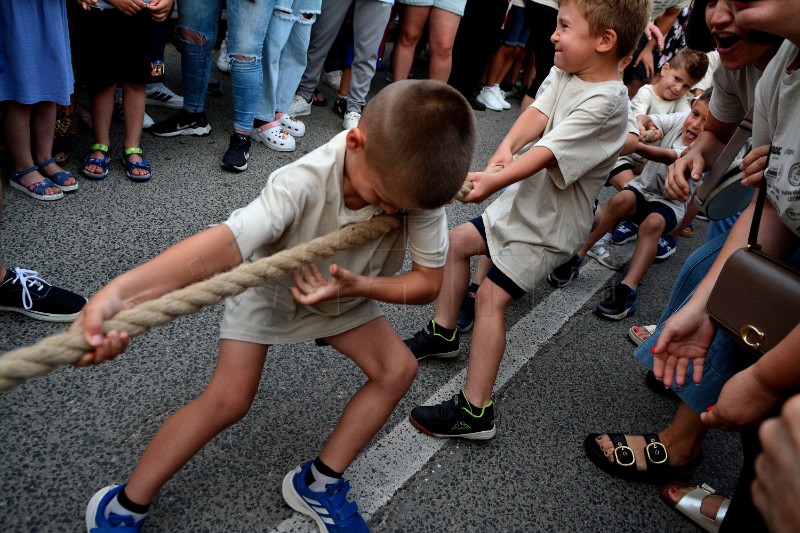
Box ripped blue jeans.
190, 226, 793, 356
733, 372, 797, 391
174, 0, 224, 113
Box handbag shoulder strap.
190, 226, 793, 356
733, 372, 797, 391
694, 106, 754, 204
749, 168, 769, 249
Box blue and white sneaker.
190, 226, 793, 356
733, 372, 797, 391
655, 235, 678, 260
611, 221, 639, 245
282, 461, 369, 532
86, 484, 146, 532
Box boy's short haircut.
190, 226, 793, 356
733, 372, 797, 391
694, 86, 713, 105
360, 80, 476, 210
669, 48, 710, 84
562, 0, 651, 59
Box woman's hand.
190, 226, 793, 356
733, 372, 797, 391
652, 304, 718, 387
702, 366, 783, 431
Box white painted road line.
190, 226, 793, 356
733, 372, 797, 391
273, 259, 617, 532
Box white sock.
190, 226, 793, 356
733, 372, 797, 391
308, 463, 340, 492
105, 495, 148, 523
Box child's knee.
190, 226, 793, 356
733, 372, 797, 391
198, 388, 255, 425
639, 213, 666, 235
177, 27, 207, 46
380, 353, 418, 393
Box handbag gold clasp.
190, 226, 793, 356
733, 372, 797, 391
740, 324, 765, 349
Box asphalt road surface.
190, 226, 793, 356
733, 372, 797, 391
0, 46, 740, 532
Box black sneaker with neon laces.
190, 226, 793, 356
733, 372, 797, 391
404, 320, 460, 360
409, 390, 496, 440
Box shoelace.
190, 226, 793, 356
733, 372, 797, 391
10, 267, 48, 310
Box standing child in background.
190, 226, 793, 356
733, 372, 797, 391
76, 80, 475, 532
76, 0, 173, 182
403, 0, 650, 440
549, 89, 712, 320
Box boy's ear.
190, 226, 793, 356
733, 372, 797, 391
596, 28, 618, 54
345, 126, 366, 151
661, 62, 670, 75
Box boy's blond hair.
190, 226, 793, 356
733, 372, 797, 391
668, 48, 710, 85
562, 0, 652, 59
360, 80, 476, 210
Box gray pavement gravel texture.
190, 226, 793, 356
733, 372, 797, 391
1, 45, 740, 532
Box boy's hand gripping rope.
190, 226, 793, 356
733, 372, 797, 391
0, 183, 474, 393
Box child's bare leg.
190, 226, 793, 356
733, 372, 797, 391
86, 85, 115, 175
433, 223, 488, 330
608, 169, 634, 191
318, 317, 418, 472
121, 82, 148, 177
123, 340, 267, 505
580, 191, 637, 256
622, 212, 665, 291
2, 102, 60, 194
463, 278, 515, 407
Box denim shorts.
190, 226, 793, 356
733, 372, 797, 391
398, 0, 467, 16
470, 216, 526, 300
501, 5, 529, 47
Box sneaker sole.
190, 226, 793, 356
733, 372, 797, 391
221, 161, 248, 172
145, 99, 183, 110
655, 247, 677, 261
414, 348, 460, 361
152, 125, 212, 137
586, 250, 624, 270
281, 467, 330, 532
289, 106, 312, 117
85, 485, 120, 532
409, 414, 496, 440
611, 235, 637, 245
546, 272, 578, 288
596, 301, 637, 320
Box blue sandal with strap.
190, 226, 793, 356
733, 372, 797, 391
122, 147, 152, 182
81, 143, 110, 180
9, 165, 64, 201
37, 157, 78, 192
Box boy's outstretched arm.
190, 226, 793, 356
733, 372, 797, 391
72, 224, 244, 366
464, 146, 556, 203
635, 142, 679, 165
291, 262, 443, 306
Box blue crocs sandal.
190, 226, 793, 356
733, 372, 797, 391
37, 157, 78, 192
122, 147, 152, 182
9, 165, 64, 201
81, 143, 111, 180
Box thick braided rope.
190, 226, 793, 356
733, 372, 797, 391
0, 183, 474, 393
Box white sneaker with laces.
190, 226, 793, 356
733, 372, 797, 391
252, 125, 296, 152
277, 114, 305, 137
217, 35, 231, 73
288, 94, 312, 117
492, 87, 511, 110
321, 70, 342, 91
343, 111, 361, 130
477, 89, 503, 111
586, 243, 625, 270
145, 83, 184, 109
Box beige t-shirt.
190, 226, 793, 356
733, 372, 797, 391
626, 112, 689, 222
482, 69, 629, 292
753, 41, 800, 238
709, 61, 763, 124
220, 131, 449, 345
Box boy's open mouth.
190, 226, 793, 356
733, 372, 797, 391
714, 33, 741, 50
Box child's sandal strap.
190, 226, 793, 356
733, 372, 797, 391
89, 142, 109, 154
36, 157, 57, 169
124, 147, 143, 156
11, 165, 41, 180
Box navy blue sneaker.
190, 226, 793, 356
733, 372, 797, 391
547, 255, 583, 288
611, 221, 639, 245
655, 235, 678, 260
282, 461, 369, 532
596, 282, 637, 320
455, 287, 476, 332
86, 484, 146, 532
